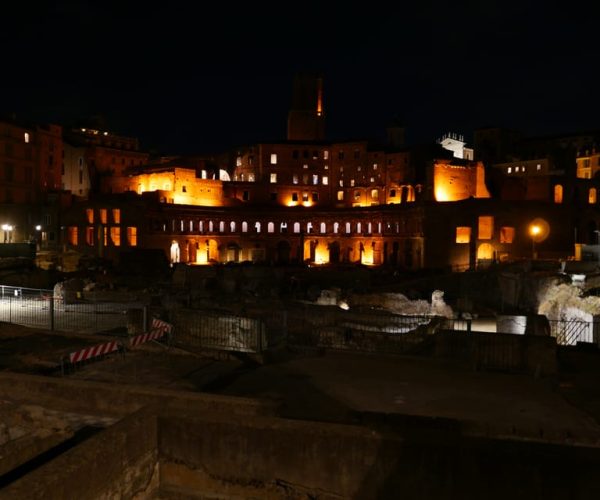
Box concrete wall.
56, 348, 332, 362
434, 331, 557, 376
158, 412, 600, 499
0, 373, 278, 418
2, 409, 159, 500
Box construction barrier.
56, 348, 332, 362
68, 340, 121, 364
129, 318, 173, 348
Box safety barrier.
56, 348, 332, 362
68, 340, 121, 363
61, 318, 174, 374
130, 318, 173, 347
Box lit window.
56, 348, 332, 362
370, 177, 375, 183
236, 156, 242, 167
293, 174, 298, 184
500, 227, 515, 243
127, 227, 137, 246
112, 209, 120, 224
302, 192, 309, 202
268, 222, 275, 233
456, 227, 471, 243
270, 173, 277, 183
354, 190, 361, 200
371, 189, 379, 200
339, 180, 344, 187
537, 164, 541, 171
478, 216, 494, 239
507, 167, 512, 174
589, 188, 597, 204
293, 222, 300, 233
86, 208, 94, 224
324, 150, 329, 160
68, 226, 78, 245
270, 153, 277, 164
322, 176, 328, 185
86, 226, 94, 246
324, 164, 329, 170
320, 222, 326, 233
110, 227, 121, 246
554, 184, 563, 203
248, 173, 255, 182
99, 209, 107, 224
24, 132, 30, 143
350, 179, 355, 187
303, 164, 308, 169
373, 163, 377, 170
312, 174, 318, 185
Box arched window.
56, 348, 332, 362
345, 222, 351, 234
230, 221, 236, 232
307, 222, 313, 233
367, 222, 372, 234
255, 222, 261, 233
293, 222, 300, 233
333, 222, 339, 234
242, 221, 248, 233
357, 222, 362, 234
208, 221, 214, 232
589, 188, 597, 204
320, 222, 326, 234
554, 184, 563, 204
219, 221, 225, 232
268, 222, 275, 233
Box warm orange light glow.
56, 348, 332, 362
314, 243, 329, 264
530, 225, 541, 236
435, 187, 450, 202
317, 80, 323, 116
455, 227, 471, 243
361, 243, 374, 265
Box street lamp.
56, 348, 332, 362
530, 224, 541, 259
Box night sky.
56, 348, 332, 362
2, 1, 599, 155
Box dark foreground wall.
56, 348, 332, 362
3, 406, 600, 499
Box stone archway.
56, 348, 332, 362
477, 242, 494, 260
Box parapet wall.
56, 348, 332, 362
0, 373, 278, 418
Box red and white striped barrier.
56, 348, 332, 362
130, 318, 173, 347
68, 340, 120, 364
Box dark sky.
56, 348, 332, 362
2, 1, 599, 155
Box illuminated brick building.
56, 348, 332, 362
59, 76, 600, 270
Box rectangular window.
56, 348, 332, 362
270, 173, 277, 183
292, 192, 298, 201
127, 226, 137, 246
302, 192, 309, 202
99, 208, 107, 224
243, 190, 249, 201
324, 150, 329, 160
24, 132, 30, 143
354, 190, 361, 200
337, 191, 344, 201
536, 164, 541, 171
270, 153, 277, 164
112, 209, 121, 224
86, 208, 94, 224
110, 227, 121, 246
478, 216, 494, 240
322, 176, 328, 185
68, 226, 78, 245
293, 174, 298, 184
312, 192, 319, 201
312, 174, 318, 185
390, 189, 396, 197
507, 167, 512, 173
500, 226, 515, 243
86, 226, 94, 245
455, 227, 471, 243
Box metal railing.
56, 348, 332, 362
0, 284, 143, 335
548, 320, 595, 346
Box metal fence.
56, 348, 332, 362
0, 285, 142, 335
548, 320, 596, 346
170, 308, 288, 354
